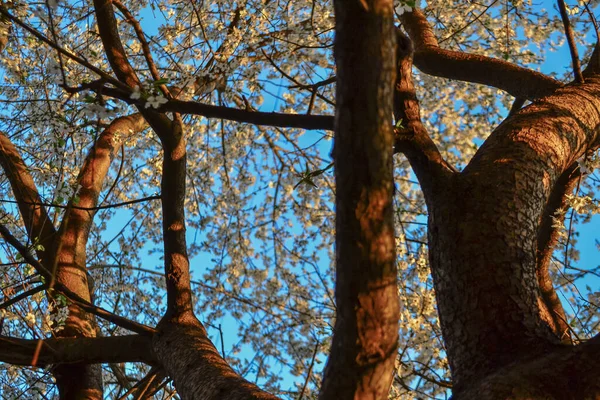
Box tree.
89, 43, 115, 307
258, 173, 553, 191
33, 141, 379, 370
0, 0, 599, 398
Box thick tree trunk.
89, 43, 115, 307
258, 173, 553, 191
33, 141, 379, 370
426, 78, 600, 397
319, 0, 399, 399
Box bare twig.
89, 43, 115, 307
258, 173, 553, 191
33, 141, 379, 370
557, 0, 584, 83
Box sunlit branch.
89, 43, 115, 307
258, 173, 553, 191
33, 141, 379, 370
400, 9, 562, 99
92, 0, 141, 88
111, 0, 171, 97
58, 114, 146, 234
0, 132, 56, 264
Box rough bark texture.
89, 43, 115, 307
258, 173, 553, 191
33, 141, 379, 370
6, 3, 600, 399
425, 78, 600, 397
318, 0, 399, 399
152, 314, 279, 400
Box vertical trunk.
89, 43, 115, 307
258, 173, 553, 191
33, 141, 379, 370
319, 0, 399, 398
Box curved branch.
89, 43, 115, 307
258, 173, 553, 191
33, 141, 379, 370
50, 114, 147, 356
536, 163, 580, 343
93, 0, 140, 88
393, 29, 455, 201
400, 9, 562, 100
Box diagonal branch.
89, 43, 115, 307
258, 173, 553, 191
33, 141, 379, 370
57, 114, 146, 271
582, 2, 600, 77
0, 223, 155, 335
0, 5, 129, 91
111, 0, 171, 97
400, 9, 562, 100
48, 113, 148, 373
0, 132, 56, 266
393, 29, 455, 201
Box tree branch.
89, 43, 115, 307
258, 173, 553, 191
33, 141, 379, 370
0, 132, 56, 265
536, 163, 580, 343
152, 316, 279, 400
0, 334, 155, 367
96, 86, 334, 130
557, 0, 584, 83
0, 223, 155, 335
582, 2, 600, 77
111, 0, 171, 97
0, 5, 129, 91
319, 0, 399, 398
0, 195, 161, 211
393, 29, 455, 201
400, 9, 562, 100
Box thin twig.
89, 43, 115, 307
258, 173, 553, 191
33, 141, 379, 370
0, 6, 130, 91
297, 341, 319, 400
0, 284, 45, 310
557, 0, 584, 83
0, 224, 155, 335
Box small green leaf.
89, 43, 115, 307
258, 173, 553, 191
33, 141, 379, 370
153, 78, 170, 85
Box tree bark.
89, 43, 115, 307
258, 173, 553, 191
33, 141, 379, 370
425, 77, 600, 397
319, 0, 399, 399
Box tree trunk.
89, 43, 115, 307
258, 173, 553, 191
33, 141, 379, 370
426, 78, 600, 398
